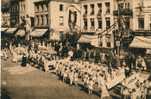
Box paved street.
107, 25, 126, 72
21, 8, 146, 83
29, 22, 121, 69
1, 58, 102, 99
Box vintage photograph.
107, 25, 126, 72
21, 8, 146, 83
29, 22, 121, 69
1, 0, 151, 99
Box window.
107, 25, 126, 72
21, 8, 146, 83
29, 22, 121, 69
99, 35, 102, 47
106, 35, 111, 47
97, 3, 102, 16
43, 15, 47, 25
98, 18, 102, 29
39, 16, 42, 26
46, 15, 48, 25
105, 2, 110, 14
90, 4, 95, 15
59, 16, 64, 26
106, 17, 110, 29
83, 19, 88, 30
118, 3, 124, 9
90, 18, 95, 29
23, 4, 25, 11
59, 4, 64, 11
43, 4, 47, 11
35, 5, 38, 12
125, 3, 130, 9
138, 17, 144, 29
83, 5, 88, 15
60, 31, 64, 41
125, 17, 130, 28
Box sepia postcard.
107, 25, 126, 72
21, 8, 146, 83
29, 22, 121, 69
1, 0, 151, 99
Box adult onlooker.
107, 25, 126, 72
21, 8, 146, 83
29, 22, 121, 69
127, 52, 136, 71
21, 53, 28, 67
136, 55, 147, 71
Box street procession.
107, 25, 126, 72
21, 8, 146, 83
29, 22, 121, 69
1, 0, 151, 99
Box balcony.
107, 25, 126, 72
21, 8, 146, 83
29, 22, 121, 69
113, 9, 133, 16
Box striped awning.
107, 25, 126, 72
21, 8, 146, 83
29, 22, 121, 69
78, 35, 98, 43
16, 29, 26, 37
30, 29, 48, 37
33, 0, 44, 2
1, 28, 8, 32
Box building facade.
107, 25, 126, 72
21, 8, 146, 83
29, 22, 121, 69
81, 0, 115, 32
19, 0, 34, 26
10, 0, 19, 27
1, 3, 10, 27
80, 0, 115, 48
34, 0, 49, 28
33, 0, 81, 40
132, 0, 151, 31
7, 0, 151, 44
48, 0, 81, 33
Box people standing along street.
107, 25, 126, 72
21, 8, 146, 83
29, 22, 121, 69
21, 53, 28, 67
136, 55, 147, 71
127, 52, 136, 71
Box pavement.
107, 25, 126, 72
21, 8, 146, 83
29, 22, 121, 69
1, 58, 103, 99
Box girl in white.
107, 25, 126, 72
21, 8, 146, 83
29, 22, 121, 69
88, 78, 94, 94
69, 70, 74, 85
43, 58, 49, 72
100, 79, 111, 99
73, 71, 79, 86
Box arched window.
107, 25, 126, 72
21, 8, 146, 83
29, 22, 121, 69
35, 16, 38, 26
43, 15, 47, 25
46, 14, 48, 25
41, 15, 44, 25
43, 4, 47, 11
39, 15, 42, 26
39, 5, 42, 12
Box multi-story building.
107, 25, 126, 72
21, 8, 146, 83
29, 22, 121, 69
81, 0, 115, 32
7, 0, 151, 45
113, 0, 151, 34
10, 0, 19, 27
34, 0, 49, 28
80, 0, 115, 48
32, 0, 81, 40
18, 0, 34, 25
1, 3, 10, 27
132, 0, 151, 32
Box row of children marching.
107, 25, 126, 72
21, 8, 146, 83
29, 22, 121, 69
48, 59, 126, 98
122, 78, 151, 99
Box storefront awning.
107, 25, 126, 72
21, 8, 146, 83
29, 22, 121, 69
33, 0, 44, 2
91, 38, 100, 47
30, 29, 48, 37
16, 29, 25, 37
129, 36, 151, 49
5, 28, 17, 34
1, 28, 8, 32
78, 35, 98, 43
50, 32, 60, 41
